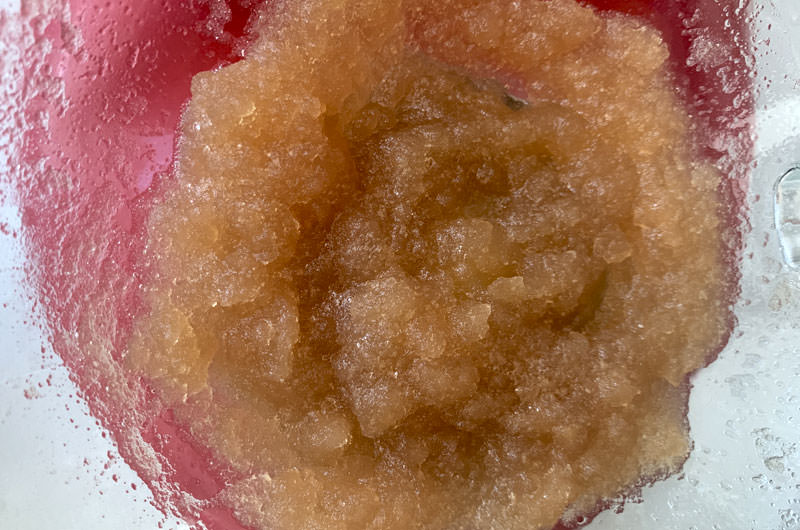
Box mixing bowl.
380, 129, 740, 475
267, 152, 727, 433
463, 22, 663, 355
0, 1, 797, 528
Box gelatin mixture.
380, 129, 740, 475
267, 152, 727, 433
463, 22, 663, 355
126, 0, 729, 528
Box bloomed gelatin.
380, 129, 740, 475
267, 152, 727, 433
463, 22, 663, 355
127, 0, 729, 528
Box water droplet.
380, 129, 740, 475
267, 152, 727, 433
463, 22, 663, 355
765, 456, 786, 473
774, 167, 800, 268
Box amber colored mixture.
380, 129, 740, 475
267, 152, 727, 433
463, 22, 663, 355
128, 0, 728, 528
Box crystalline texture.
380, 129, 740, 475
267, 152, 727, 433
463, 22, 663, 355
127, 0, 730, 528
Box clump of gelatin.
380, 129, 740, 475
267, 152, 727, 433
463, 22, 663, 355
128, 0, 728, 528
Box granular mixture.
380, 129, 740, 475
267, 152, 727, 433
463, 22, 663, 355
127, 0, 728, 528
